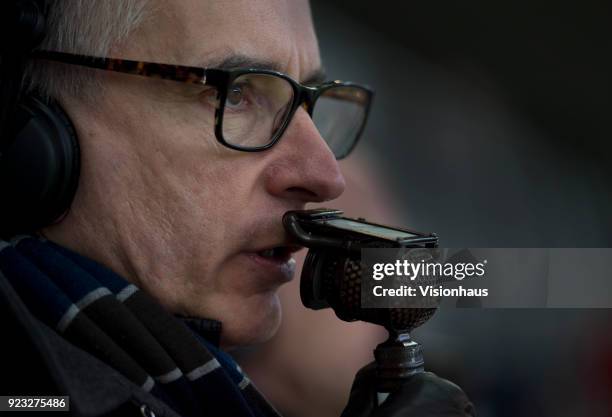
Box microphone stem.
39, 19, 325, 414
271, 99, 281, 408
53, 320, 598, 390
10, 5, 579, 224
375, 329, 425, 404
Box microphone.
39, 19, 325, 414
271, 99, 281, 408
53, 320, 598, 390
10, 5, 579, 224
283, 209, 441, 395
301, 249, 439, 332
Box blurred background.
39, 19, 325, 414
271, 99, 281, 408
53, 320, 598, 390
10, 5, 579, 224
237, 1, 612, 416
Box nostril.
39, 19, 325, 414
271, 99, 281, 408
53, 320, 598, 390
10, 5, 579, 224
286, 187, 318, 200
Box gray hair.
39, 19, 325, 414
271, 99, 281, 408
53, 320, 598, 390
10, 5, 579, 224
24, 0, 152, 101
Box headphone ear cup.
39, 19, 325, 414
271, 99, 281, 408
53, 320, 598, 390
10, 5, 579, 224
0, 96, 80, 237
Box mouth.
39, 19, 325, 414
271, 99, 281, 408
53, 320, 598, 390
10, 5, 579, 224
253, 244, 303, 265
256, 246, 301, 263
241, 243, 303, 284
242, 233, 303, 288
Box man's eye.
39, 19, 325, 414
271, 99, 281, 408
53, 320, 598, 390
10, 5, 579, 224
226, 82, 256, 110
227, 85, 244, 106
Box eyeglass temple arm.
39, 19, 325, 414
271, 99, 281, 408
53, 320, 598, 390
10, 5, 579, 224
31, 50, 208, 85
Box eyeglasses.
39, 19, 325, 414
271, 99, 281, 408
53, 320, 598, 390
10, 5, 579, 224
32, 51, 373, 160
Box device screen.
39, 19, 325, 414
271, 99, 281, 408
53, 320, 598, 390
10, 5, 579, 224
323, 218, 419, 241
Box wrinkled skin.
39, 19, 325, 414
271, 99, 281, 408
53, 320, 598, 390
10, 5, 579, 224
43, 0, 345, 348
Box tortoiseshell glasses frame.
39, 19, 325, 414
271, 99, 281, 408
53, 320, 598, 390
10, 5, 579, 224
32, 50, 373, 159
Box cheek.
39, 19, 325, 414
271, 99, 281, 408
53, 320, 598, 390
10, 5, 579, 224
170, 155, 261, 219
130, 111, 267, 248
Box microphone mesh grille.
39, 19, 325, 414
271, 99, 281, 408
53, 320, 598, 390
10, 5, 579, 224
326, 256, 437, 332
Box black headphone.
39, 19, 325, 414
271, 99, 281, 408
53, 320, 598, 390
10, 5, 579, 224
0, 0, 80, 238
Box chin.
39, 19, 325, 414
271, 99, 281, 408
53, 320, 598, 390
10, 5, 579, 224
219, 292, 283, 349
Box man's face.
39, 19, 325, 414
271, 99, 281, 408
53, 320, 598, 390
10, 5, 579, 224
48, 0, 345, 347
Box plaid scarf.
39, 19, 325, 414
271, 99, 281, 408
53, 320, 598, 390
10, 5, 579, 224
0, 236, 281, 417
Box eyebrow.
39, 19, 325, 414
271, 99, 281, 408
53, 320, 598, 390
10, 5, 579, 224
211, 54, 327, 85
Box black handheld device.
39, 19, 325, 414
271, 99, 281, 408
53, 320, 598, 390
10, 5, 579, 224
283, 208, 437, 255
283, 208, 440, 394
283, 208, 438, 319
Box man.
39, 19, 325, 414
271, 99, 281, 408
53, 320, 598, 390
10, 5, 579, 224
0, 1, 474, 416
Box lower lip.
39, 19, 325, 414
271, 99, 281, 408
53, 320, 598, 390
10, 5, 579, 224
243, 252, 297, 284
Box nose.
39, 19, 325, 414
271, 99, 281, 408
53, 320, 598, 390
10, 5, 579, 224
264, 108, 346, 203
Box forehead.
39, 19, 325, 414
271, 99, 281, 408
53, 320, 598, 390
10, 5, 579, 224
139, 0, 321, 80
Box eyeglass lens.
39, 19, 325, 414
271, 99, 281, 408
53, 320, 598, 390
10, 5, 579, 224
221, 73, 367, 158
312, 86, 368, 159
221, 73, 294, 148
